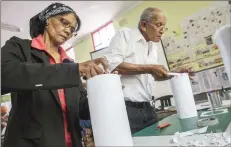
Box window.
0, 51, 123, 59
61, 43, 76, 62
91, 21, 115, 50
66, 48, 76, 61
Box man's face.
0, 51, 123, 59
141, 12, 166, 42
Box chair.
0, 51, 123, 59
1, 128, 6, 146
153, 95, 173, 111
152, 95, 175, 120
214, 25, 231, 83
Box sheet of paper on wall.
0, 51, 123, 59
180, 26, 191, 48
183, 41, 191, 51
191, 10, 207, 37
216, 67, 231, 88
210, 1, 231, 25
183, 23, 197, 39
190, 75, 202, 94
181, 16, 204, 46
213, 7, 227, 29
202, 28, 213, 39
203, 17, 216, 36
180, 17, 192, 35
169, 37, 179, 53
224, 5, 231, 25
201, 71, 213, 91
182, 31, 190, 45
202, 26, 212, 39
173, 38, 185, 53
189, 66, 230, 95
211, 0, 230, 7
196, 8, 209, 26
191, 73, 204, 95
197, 72, 209, 94
179, 20, 192, 49
196, 8, 214, 38
189, 33, 201, 47
162, 36, 174, 55
190, 72, 210, 94
208, 6, 221, 31
189, 21, 203, 41
207, 68, 222, 90
187, 14, 200, 29
178, 39, 187, 51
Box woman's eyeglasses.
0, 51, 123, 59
54, 16, 78, 36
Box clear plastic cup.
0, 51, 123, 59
207, 91, 223, 111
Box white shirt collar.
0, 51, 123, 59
132, 29, 158, 48
132, 28, 146, 42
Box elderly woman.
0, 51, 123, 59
1, 2, 105, 147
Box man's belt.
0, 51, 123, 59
125, 101, 150, 108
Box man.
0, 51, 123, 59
105, 7, 189, 134
1, 106, 9, 132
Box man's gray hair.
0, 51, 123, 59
138, 7, 163, 28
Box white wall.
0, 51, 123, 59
1, 29, 30, 47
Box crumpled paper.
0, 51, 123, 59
170, 127, 231, 146
186, 140, 205, 146
209, 132, 231, 146
171, 126, 208, 144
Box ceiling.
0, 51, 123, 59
1, 1, 142, 47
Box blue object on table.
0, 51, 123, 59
80, 120, 92, 136
80, 120, 92, 128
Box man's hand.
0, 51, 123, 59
171, 67, 195, 80
79, 58, 108, 79
174, 67, 195, 76
153, 75, 173, 81
149, 65, 172, 81
171, 67, 195, 77
93, 57, 109, 73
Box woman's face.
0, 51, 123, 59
46, 13, 78, 45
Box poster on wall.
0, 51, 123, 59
190, 66, 231, 94
162, 2, 231, 73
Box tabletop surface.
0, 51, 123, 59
133, 107, 231, 137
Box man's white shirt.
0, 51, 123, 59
105, 27, 159, 102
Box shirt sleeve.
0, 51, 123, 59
104, 30, 127, 72
1, 37, 81, 93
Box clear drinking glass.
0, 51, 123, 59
207, 91, 223, 111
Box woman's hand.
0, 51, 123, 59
79, 58, 108, 79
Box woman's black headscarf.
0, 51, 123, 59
29, 2, 81, 38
